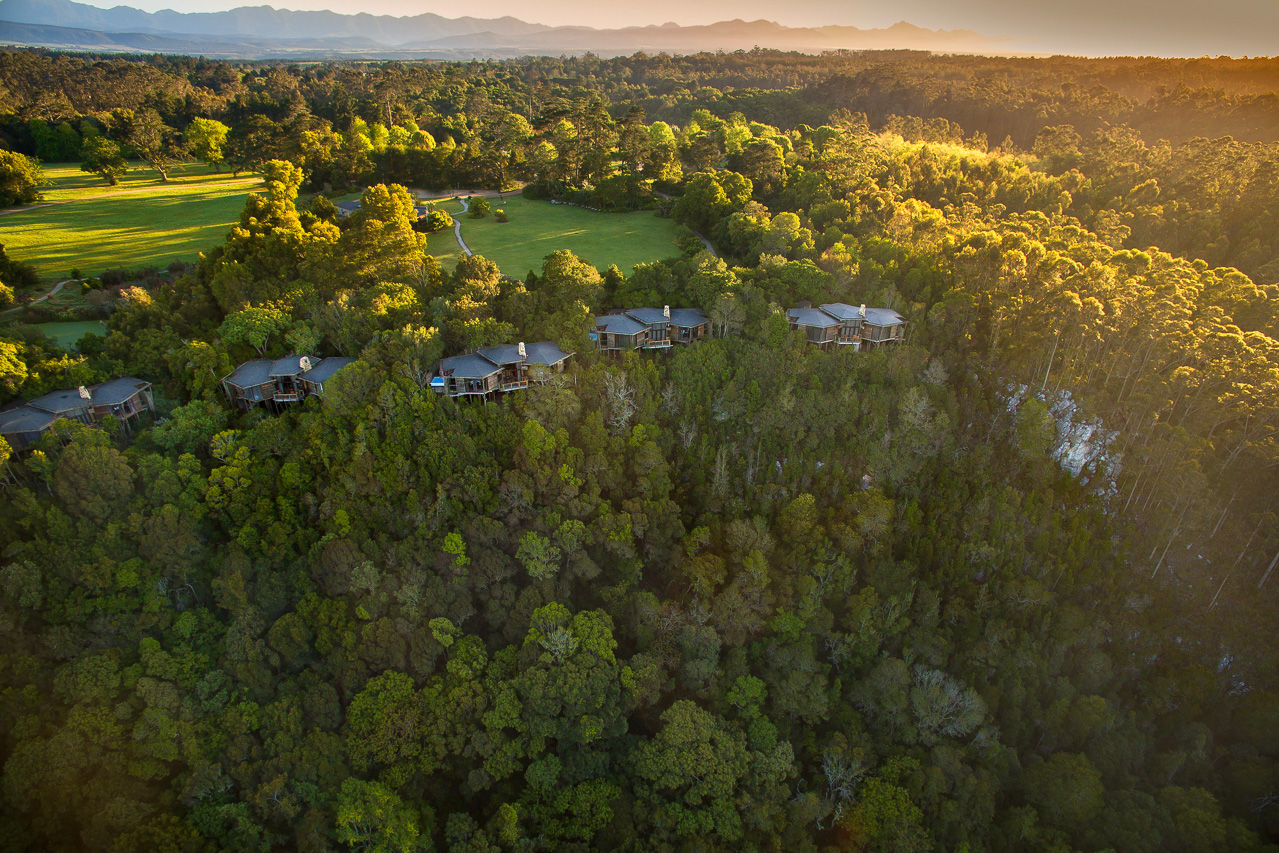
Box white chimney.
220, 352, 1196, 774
78, 386, 91, 400
299, 356, 312, 371
518, 341, 526, 358
663, 305, 670, 319
859, 303, 866, 317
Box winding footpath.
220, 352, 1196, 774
690, 231, 718, 257
31, 280, 68, 304
1, 278, 75, 317
427, 190, 522, 257
652, 190, 719, 257
453, 198, 473, 256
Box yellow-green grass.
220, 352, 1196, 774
0, 162, 262, 282
34, 160, 255, 202
423, 197, 467, 272
455, 195, 681, 278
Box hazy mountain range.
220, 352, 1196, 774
0, 0, 1011, 58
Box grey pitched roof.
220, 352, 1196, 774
788, 307, 840, 328
524, 341, 572, 366
90, 377, 150, 406
0, 404, 57, 434
27, 387, 91, 414
269, 355, 312, 377
595, 314, 647, 335
300, 357, 354, 384
863, 308, 906, 327
819, 303, 864, 321
222, 359, 275, 389
439, 353, 501, 379
625, 307, 670, 326
477, 344, 525, 365
669, 307, 709, 327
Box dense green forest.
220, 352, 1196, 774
1, 48, 1278, 852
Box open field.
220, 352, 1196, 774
0, 161, 261, 283
431, 195, 682, 278
30, 160, 256, 202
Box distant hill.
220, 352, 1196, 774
0, 0, 1010, 59
0, 0, 551, 43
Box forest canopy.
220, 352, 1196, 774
0, 46, 1277, 853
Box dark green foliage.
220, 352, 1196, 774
80, 135, 128, 186
0, 46, 1277, 853
0, 149, 43, 207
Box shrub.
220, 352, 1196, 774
20, 305, 57, 324
494, 208, 508, 223
522, 183, 552, 200
469, 197, 491, 219
424, 209, 453, 232
100, 269, 131, 287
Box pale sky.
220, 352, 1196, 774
69, 0, 1279, 56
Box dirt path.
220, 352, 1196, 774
0, 278, 76, 316
0, 202, 56, 217
453, 198, 473, 256
31, 280, 69, 304
690, 231, 718, 256
653, 190, 718, 257
443, 192, 520, 257
0, 177, 263, 217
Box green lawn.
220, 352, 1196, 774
451, 195, 682, 278
0, 161, 262, 283
32, 320, 108, 350
36, 160, 253, 201
423, 197, 467, 272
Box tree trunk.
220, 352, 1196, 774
1210, 486, 1240, 540
1258, 547, 1279, 591
1151, 500, 1191, 580
1040, 328, 1061, 394
1208, 517, 1264, 609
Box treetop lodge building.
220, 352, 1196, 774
221, 355, 356, 412
592, 306, 711, 353
786, 302, 907, 350
3, 303, 906, 451
0, 377, 154, 452
431, 341, 574, 399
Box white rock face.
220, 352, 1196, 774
1006, 384, 1118, 490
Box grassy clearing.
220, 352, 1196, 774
31, 320, 108, 350
35, 160, 254, 202
455, 195, 682, 278
0, 161, 262, 282
422, 197, 467, 272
